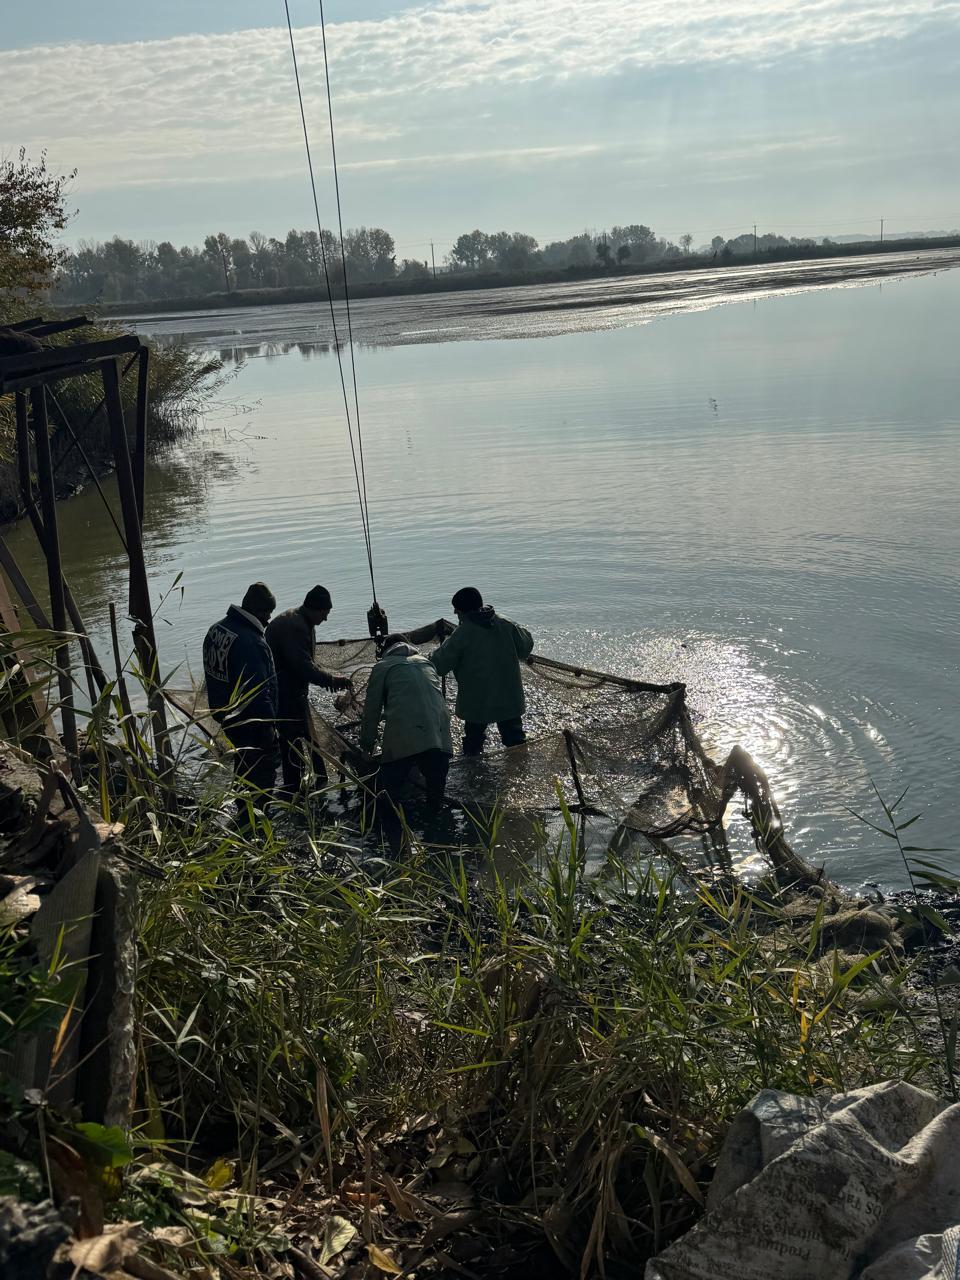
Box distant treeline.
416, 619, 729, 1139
54, 221, 846, 306
56, 225, 960, 312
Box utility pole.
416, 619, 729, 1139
880, 217, 884, 244
753, 223, 758, 255
430, 242, 437, 278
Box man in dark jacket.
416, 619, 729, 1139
203, 581, 279, 801
431, 587, 534, 755
265, 585, 351, 800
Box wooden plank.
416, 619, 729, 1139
8, 316, 92, 336
0, 358, 118, 392
0, 335, 141, 380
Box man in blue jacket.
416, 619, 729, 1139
430, 587, 534, 755
203, 581, 279, 803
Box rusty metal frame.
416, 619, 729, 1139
0, 320, 174, 783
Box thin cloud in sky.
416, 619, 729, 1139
1, 0, 957, 240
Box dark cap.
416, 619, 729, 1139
303, 584, 333, 611
241, 581, 276, 615
452, 586, 483, 612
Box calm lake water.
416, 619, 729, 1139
8, 252, 960, 887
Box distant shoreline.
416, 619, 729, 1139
76, 235, 960, 318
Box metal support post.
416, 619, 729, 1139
133, 346, 149, 527
14, 394, 109, 694
101, 358, 175, 781
30, 386, 80, 775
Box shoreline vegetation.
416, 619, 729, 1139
1, 673, 957, 1277
71, 234, 960, 318
0, 150, 224, 520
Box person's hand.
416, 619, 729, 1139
333, 676, 352, 692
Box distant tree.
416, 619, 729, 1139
0, 147, 75, 297
566, 233, 595, 267
230, 237, 254, 289
610, 224, 657, 262
345, 226, 396, 282
248, 230, 274, 286
616, 244, 631, 265
449, 230, 489, 272
596, 238, 613, 267
680, 233, 694, 254
203, 233, 233, 291
543, 233, 589, 267
485, 231, 539, 272
711, 235, 725, 254
154, 240, 182, 294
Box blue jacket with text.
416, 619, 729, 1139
203, 605, 278, 735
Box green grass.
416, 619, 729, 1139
122, 781, 940, 1274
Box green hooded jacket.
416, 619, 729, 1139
360, 641, 453, 762
430, 607, 534, 725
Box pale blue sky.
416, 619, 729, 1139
3, 1, 959, 257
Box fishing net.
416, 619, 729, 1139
311, 631, 725, 841
172, 623, 823, 886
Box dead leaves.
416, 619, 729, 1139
318, 1214, 357, 1264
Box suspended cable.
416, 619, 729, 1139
316, 0, 372, 575
282, 0, 376, 599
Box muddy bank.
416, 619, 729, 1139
123, 245, 960, 354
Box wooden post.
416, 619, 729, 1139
133, 346, 149, 527
101, 359, 175, 783
30, 386, 80, 775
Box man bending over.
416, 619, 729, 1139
360, 634, 453, 850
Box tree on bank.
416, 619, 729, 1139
0, 147, 223, 491
0, 148, 75, 298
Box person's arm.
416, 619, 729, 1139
510, 622, 534, 660
242, 642, 278, 726
288, 616, 350, 690
430, 625, 463, 677
359, 661, 387, 756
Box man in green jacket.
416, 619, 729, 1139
360, 635, 453, 850
430, 587, 534, 756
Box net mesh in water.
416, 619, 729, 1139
312, 632, 724, 840
171, 624, 825, 886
